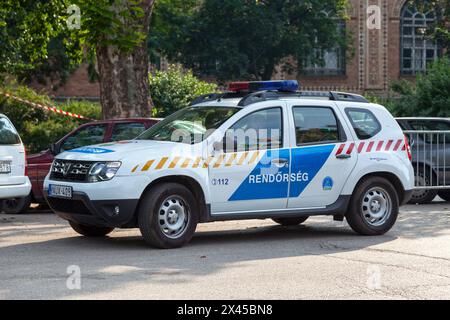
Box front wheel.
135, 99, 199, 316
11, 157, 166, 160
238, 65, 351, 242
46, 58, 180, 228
346, 177, 399, 236
138, 183, 198, 249
69, 221, 114, 237
272, 216, 309, 226
1, 194, 32, 214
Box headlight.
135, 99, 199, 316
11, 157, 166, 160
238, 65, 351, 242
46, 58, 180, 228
88, 161, 122, 182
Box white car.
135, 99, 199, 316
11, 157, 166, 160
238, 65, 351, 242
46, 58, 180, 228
0, 114, 32, 210
44, 81, 414, 248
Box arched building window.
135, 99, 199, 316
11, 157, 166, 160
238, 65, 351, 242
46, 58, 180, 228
401, 3, 440, 75
303, 13, 346, 76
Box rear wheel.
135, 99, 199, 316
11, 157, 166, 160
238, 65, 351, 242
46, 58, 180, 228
272, 216, 309, 226
346, 177, 399, 236
138, 183, 198, 249
409, 169, 437, 204
69, 221, 114, 237
1, 194, 32, 214
438, 190, 450, 202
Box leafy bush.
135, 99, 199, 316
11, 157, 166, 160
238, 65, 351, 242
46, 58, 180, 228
0, 84, 100, 154
389, 58, 450, 117
149, 65, 217, 117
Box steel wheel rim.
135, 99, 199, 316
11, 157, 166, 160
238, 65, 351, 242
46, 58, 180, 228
361, 187, 392, 227
158, 196, 189, 239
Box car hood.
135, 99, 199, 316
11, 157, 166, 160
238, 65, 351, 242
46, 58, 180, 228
56, 140, 183, 161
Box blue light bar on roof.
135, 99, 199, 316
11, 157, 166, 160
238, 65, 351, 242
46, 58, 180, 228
251, 80, 299, 92
228, 80, 299, 92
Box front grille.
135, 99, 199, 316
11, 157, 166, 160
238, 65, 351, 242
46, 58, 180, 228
50, 160, 95, 182
47, 197, 92, 215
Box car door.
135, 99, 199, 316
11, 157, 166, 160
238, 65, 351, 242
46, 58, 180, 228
287, 101, 357, 209
407, 119, 450, 185
59, 123, 109, 153
208, 104, 290, 214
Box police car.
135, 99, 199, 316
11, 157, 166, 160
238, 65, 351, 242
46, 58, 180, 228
44, 80, 414, 249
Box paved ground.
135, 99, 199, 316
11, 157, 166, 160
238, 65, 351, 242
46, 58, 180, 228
1, 201, 450, 300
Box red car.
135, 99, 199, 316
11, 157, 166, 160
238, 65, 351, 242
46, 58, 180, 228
1, 118, 159, 214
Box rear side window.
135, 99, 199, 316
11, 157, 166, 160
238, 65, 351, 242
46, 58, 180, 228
111, 122, 146, 141
60, 124, 107, 152
0, 117, 20, 145
293, 107, 340, 145
345, 108, 381, 140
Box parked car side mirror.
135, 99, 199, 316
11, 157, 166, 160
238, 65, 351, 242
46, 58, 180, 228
49, 143, 59, 155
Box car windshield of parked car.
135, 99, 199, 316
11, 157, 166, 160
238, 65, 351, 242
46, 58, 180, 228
0, 117, 21, 145
137, 106, 241, 144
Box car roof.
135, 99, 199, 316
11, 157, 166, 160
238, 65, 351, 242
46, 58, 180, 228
396, 117, 450, 121
193, 96, 380, 110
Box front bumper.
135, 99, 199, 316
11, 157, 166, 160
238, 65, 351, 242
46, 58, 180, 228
0, 178, 31, 200
44, 190, 139, 228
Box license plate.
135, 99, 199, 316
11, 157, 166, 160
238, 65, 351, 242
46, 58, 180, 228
0, 161, 11, 174
49, 184, 73, 199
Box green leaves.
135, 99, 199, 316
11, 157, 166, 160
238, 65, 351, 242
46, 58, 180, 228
72, 0, 150, 53
150, 0, 349, 81
389, 58, 450, 117
0, 84, 101, 153
149, 65, 217, 117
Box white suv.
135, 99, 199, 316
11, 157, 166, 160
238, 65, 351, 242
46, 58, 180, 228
0, 114, 31, 206
44, 81, 414, 248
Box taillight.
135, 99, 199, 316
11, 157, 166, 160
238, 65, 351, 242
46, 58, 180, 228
24, 147, 28, 176
403, 134, 412, 161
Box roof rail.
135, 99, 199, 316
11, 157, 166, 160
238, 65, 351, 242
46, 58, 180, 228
237, 90, 369, 107
189, 92, 253, 106
189, 93, 224, 106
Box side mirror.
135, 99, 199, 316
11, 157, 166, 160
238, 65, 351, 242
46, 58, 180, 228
213, 140, 223, 152
49, 143, 59, 155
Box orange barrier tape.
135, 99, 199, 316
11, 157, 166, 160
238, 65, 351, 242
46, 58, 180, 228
1, 92, 95, 121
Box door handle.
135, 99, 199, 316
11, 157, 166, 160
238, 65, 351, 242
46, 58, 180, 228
272, 158, 289, 168
336, 154, 351, 159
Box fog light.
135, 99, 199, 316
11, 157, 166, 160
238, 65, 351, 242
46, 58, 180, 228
114, 206, 120, 215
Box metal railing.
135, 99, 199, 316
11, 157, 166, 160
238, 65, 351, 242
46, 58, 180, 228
404, 130, 450, 190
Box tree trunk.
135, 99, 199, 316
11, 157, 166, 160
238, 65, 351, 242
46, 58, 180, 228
96, 1, 155, 119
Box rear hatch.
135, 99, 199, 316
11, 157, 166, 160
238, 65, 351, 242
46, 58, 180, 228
0, 116, 27, 186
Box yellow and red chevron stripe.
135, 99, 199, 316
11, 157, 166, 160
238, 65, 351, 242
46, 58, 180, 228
133, 151, 262, 173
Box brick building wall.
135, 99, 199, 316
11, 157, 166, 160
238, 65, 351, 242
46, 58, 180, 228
275, 0, 415, 95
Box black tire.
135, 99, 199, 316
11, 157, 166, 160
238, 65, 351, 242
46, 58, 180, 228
346, 177, 399, 236
408, 169, 437, 204
438, 190, 450, 202
1, 194, 32, 214
69, 221, 114, 237
138, 183, 198, 249
272, 216, 309, 226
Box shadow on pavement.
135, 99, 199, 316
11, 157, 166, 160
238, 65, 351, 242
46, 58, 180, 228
0, 220, 395, 299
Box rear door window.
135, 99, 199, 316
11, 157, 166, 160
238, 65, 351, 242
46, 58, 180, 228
345, 108, 381, 140
0, 117, 21, 145
292, 107, 341, 145
111, 122, 147, 141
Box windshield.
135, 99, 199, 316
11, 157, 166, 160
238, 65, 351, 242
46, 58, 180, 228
137, 106, 241, 144
0, 117, 21, 145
